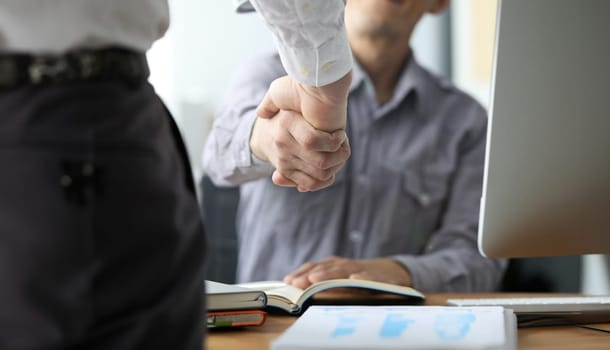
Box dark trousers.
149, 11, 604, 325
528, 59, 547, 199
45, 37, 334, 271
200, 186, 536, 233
0, 80, 206, 349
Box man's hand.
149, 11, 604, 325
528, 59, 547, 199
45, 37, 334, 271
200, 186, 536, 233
256, 72, 352, 190
257, 72, 352, 131
250, 109, 350, 192
283, 256, 413, 289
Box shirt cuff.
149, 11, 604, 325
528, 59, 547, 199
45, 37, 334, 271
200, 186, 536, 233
233, 110, 274, 172
275, 28, 353, 87
392, 254, 446, 293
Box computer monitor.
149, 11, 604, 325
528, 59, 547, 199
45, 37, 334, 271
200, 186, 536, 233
478, 0, 610, 258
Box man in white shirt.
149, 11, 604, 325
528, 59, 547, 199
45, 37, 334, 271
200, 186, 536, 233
0, 1, 350, 348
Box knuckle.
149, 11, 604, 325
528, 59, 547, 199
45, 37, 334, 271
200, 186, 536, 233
329, 137, 343, 151
276, 154, 292, 165
273, 134, 290, 149
302, 261, 315, 269
317, 168, 333, 181
314, 154, 328, 169
301, 132, 318, 149
342, 142, 351, 158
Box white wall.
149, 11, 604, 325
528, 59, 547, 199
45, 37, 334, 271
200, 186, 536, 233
148, 0, 275, 180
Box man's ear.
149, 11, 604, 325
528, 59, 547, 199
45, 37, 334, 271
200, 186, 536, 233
428, 0, 450, 14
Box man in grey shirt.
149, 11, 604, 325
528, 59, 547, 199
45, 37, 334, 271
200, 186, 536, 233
204, 0, 506, 292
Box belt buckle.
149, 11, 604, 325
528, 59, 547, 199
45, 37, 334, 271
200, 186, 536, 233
28, 56, 72, 83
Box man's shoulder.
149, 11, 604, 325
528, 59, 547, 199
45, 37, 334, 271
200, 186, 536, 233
236, 51, 286, 77
422, 66, 482, 106
416, 64, 487, 122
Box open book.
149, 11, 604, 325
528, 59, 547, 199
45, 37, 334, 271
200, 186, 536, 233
238, 279, 425, 315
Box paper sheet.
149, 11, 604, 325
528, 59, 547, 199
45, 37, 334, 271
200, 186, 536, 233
272, 306, 510, 350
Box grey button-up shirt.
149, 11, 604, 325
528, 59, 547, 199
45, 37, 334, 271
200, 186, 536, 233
203, 52, 507, 292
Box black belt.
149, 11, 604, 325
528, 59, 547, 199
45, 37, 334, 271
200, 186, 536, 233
0, 47, 149, 89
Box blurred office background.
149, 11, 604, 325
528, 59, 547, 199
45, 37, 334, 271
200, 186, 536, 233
147, 0, 608, 293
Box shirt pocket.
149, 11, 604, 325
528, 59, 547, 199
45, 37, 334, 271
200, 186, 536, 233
400, 169, 451, 249
402, 170, 449, 209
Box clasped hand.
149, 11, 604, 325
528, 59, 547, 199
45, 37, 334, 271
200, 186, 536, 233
283, 256, 413, 289
250, 73, 352, 192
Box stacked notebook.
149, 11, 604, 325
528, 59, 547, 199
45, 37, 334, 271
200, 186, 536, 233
206, 278, 425, 327
205, 280, 267, 328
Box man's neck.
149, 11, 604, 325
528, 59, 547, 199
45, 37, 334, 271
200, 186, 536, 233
350, 35, 411, 105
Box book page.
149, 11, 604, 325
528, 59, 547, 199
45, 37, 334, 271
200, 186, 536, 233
238, 281, 304, 309
272, 306, 513, 350
302, 279, 424, 302
237, 281, 287, 291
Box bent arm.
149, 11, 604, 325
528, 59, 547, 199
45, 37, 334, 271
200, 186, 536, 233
393, 109, 507, 292
202, 56, 282, 186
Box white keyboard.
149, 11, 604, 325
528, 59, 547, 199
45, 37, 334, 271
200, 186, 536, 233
447, 296, 610, 313
447, 296, 610, 326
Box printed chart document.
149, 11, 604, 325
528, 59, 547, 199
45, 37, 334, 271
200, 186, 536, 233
238, 279, 425, 315
271, 306, 516, 350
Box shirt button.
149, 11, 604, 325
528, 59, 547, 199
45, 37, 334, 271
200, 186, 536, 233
356, 175, 368, 185
349, 230, 363, 243
298, 66, 310, 77
419, 193, 431, 206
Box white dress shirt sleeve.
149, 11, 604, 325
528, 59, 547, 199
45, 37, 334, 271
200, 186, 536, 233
242, 0, 352, 87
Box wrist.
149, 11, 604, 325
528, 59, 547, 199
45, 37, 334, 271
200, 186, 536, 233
299, 71, 352, 132
249, 118, 269, 162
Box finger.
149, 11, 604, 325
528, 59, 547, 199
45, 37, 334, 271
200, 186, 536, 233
287, 118, 347, 153
272, 154, 333, 190
288, 130, 350, 173
296, 144, 350, 172
284, 262, 317, 285
272, 112, 348, 176
279, 169, 335, 192
276, 149, 343, 181
307, 264, 352, 283
271, 171, 297, 187
273, 138, 346, 183
256, 76, 300, 119
256, 90, 280, 119
348, 271, 375, 281
291, 275, 314, 290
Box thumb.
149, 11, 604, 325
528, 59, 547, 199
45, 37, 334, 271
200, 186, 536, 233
349, 272, 373, 281
272, 170, 297, 187
256, 76, 301, 119
256, 90, 280, 119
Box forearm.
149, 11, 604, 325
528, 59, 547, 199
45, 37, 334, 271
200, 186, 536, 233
202, 109, 274, 186
392, 239, 507, 293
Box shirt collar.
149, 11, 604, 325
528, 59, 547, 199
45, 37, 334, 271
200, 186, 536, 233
350, 52, 428, 120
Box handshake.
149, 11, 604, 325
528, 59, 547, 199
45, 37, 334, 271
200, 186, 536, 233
250, 72, 352, 192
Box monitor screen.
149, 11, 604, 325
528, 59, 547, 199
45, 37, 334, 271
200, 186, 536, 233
478, 0, 610, 258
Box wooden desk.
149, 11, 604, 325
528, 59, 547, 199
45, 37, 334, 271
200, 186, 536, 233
206, 293, 610, 349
